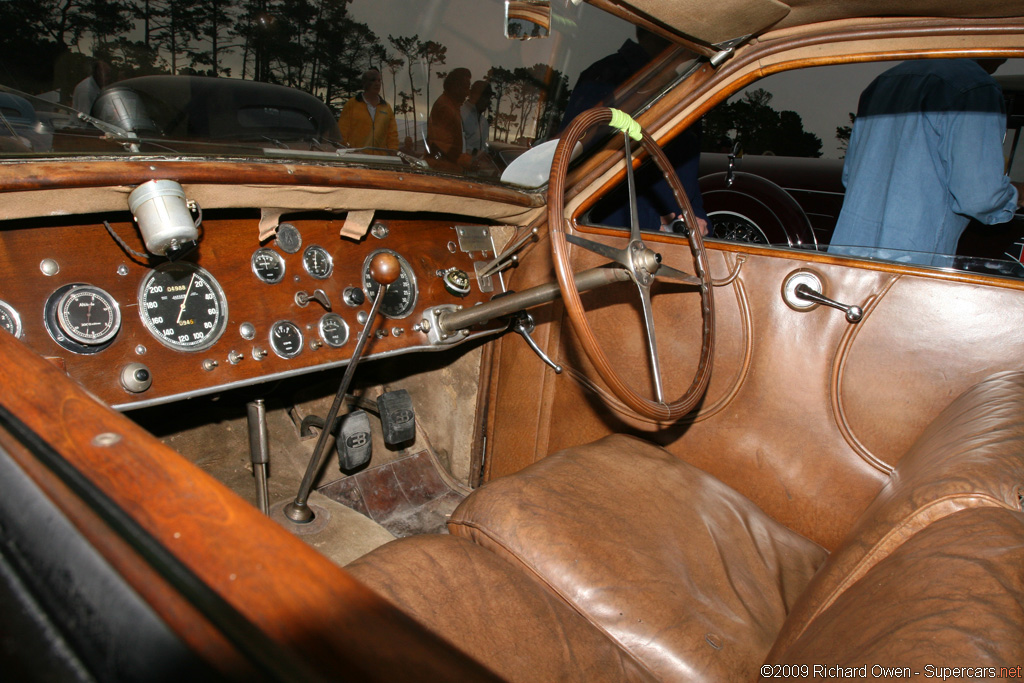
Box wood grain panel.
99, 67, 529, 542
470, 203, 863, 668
0, 327, 501, 681
0, 212, 506, 408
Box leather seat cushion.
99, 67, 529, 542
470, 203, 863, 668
769, 370, 1024, 658
346, 534, 656, 682
448, 434, 828, 682
769, 507, 1024, 675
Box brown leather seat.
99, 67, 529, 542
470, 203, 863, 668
447, 434, 827, 681
347, 372, 1024, 681
346, 534, 655, 682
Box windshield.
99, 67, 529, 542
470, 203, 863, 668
0, 0, 690, 187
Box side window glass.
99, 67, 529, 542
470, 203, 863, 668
586, 59, 1024, 279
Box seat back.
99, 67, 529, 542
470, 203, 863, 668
768, 507, 1024, 673
767, 370, 1024, 660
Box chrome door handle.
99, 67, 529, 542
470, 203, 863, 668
794, 283, 863, 323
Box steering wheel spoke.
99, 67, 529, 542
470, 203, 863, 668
624, 133, 642, 244
565, 232, 632, 269
547, 106, 715, 421
652, 262, 702, 286
636, 284, 664, 404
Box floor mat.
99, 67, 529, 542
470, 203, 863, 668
318, 450, 466, 537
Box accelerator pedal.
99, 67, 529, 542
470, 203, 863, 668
337, 410, 372, 472
377, 389, 416, 445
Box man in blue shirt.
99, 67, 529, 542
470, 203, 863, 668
831, 59, 1023, 265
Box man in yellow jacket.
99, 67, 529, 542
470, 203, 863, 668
337, 68, 399, 152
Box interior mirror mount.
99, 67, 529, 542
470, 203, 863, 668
505, 0, 551, 40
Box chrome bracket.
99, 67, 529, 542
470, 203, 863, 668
418, 305, 470, 346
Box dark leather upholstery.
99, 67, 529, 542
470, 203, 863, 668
345, 534, 655, 682
347, 372, 1024, 681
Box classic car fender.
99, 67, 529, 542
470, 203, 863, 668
700, 170, 818, 249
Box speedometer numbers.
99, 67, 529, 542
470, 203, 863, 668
139, 262, 228, 352
362, 249, 417, 319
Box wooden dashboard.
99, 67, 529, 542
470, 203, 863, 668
0, 209, 510, 410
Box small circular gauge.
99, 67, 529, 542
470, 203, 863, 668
303, 245, 333, 279
276, 223, 302, 254
270, 320, 303, 358
318, 313, 350, 348
252, 248, 285, 284
361, 249, 417, 319
139, 262, 228, 352
0, 300, 23, 338
56, 285, 121, 345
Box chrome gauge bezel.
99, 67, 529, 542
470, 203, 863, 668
251, 247, 286, 284
58, 285, 121, 345
318, 313, 350, 348
138, 262, 228, 352
269, 320, 304, 358
44, 283, 122, 354
361, 248, 418, 319
0, 299, 23, 338
302, 245, 333, 279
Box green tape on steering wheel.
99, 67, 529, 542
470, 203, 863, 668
608, 108, 642, 141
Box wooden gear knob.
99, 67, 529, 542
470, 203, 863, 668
369, 252, 401, 285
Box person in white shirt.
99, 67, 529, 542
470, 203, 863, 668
72, 61, 111, 115
461, 80, 494, 173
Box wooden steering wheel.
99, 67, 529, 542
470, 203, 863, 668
547, 108, 715, 421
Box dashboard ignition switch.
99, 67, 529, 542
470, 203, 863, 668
442, 268, 471, 297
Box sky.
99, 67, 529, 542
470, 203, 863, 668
349, 0, 632, 87
347, 0, 633, 134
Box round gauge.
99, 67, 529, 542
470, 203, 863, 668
303, 245, 333, 279
56, 285, 121, 345
139, 262, 228, 352
270, 320, 303, 358
361, 249, 417, 319
318, 313, 350, 348
276, 223, 302, 254
0, 300, 23, 338
252, 248, 285, 284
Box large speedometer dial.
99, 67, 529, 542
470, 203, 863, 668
139, 262, 228, 351
361, 249, 417, 319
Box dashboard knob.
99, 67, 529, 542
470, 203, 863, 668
120, 362, 152, 393
369, 251, 401, 285
343, 287, 365, 307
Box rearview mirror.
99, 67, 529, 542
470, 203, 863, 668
505, 0, 550, 40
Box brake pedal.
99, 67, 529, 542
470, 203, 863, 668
337, 410, 372, 471
377, 389, 416, 445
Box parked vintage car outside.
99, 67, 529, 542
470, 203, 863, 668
1, 0, 1023, 681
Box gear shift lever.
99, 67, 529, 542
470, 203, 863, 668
283, 252, 400, 524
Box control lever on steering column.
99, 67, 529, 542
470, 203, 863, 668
282, 252, 400, 525
511, 312, 562, 374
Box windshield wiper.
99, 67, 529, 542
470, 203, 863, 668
0, 83, 142, 152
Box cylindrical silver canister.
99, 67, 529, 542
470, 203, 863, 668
128, 180, 198, 256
